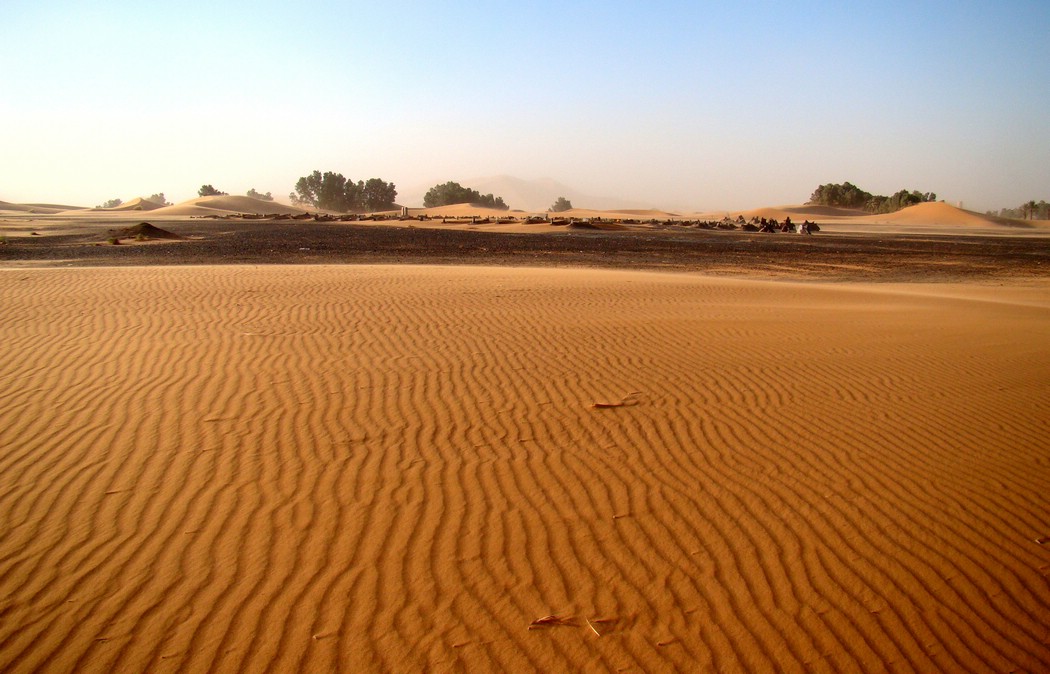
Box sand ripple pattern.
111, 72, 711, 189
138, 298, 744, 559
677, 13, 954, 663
1, 266, 1048, 673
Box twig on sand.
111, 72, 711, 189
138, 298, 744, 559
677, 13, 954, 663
528, 615, 577, 630
591, 392, 642, 409
586, 618, 602, 637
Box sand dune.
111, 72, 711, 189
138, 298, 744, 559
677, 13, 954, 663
1, 266, 1048, 672
780, 205, 870, 218
94, 197, 166, 212
0, 201, 43, 214
731, 205, 863, 222
0, 201, 83, 215
412, 205, 681, 221
149, 195, 307, 216
557, 207, 681, 220
413, 203, 523, 218
5, 193, 1039, 237
724, 202, 1001, 228
874, 201, 1003, 227
50, 198, 166, 215
731, 206, 808, 222
5, 196, 304, 218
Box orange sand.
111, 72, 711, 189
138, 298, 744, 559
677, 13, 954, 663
7, 195, 1047, 236
1, 266, 1048, 672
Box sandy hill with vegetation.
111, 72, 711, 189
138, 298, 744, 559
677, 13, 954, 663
399, 175, 656, 212
412, 204, 526, 218
4, 194, 1046, 236
687, 202, 1044, 233
62, 197, 167, 214
875, 201, 1017, 227
150, 195, 308, 216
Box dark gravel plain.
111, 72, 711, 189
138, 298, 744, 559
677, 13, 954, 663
2, 217, 1049, 282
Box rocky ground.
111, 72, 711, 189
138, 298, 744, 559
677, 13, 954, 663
2, 217, 1049, 281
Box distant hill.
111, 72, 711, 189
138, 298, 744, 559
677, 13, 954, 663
399, 175, 655, 212
150, 195, 307, 216
89, 197, 166, 212
0, 200, 84, 214
875, 201, 1029, 228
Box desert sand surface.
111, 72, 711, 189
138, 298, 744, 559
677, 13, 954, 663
4, 199, 1050, 280
5, 195, 1049, 235
1, 264, 1049, 673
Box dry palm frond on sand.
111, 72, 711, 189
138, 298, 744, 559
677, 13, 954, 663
591, 392, 642, 409
528, 615, 577, 630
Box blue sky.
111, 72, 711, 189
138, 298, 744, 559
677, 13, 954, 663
2, 0, 1048, 211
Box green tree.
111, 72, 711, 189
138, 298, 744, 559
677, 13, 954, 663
361, 178, 397, 211
478, 194, 508, 210
996, 200, 1048, 219
423, 181, 508, 210
550, 196, 573, 212
809, 182, 936, 213
147, 193, 170, 206
98, 198, 123, 208
423, 181, 473, 207
295, 171, 348, 210
246, 188, 274, 201
292, 171, 398, 212
198, 185, 228, 197
809, 181, 873, 209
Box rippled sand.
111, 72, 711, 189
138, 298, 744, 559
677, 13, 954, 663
2, 265, 1048, 672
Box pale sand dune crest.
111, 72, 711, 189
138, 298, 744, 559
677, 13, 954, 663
150, 195, 308, 216
53, 197, 166, 215
1, 266, 1048, 672
99, 196, 165, 212
781, 205, 869, 217
688, 202, 1035, 230
413, 205, 682, 221
557, 207, 680, 219
688, 205, 845, 221
733, 206, 811, 222
612, 208, 680, 217
413, 203, 524, 218
0, 201, 84, 214
832, 203, 1048, 234
876, 201, 1015, 227
731, 205, 863, 221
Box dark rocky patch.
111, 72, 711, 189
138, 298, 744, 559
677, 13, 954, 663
110, 222, 184, 241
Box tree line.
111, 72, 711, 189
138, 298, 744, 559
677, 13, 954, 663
97, 193, 171, 208
423, 182, 508, 210
290, 175, 515, 212
808, 182, 937, 213
289, 171, 398, 212
991, 200, 1048, 220
100, 175, 520, 213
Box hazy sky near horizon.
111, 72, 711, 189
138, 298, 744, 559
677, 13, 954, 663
3, 0, 1048, 211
